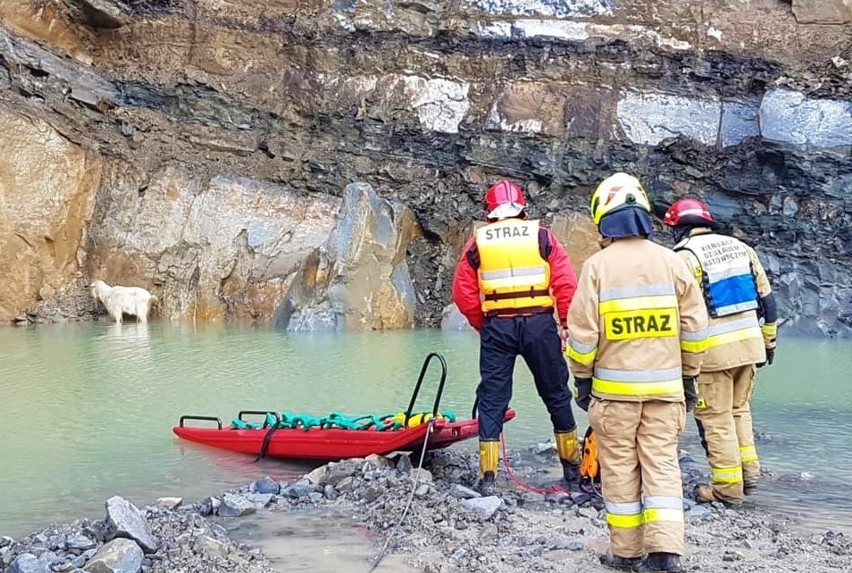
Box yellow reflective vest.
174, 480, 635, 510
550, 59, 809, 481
475, 219, 553, 313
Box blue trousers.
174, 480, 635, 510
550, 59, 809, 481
476, 313, 576, 440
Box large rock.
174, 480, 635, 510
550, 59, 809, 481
0, 106, 102, 325
7, 554, 49, 573
617, 91, 722, 147
548, 212, 601, 278
758, 89, 852, 149
273, 182, 419, 332
83, 539, 143, 573
792, 0, 852, 24
86, 168, 340, 323
105, 496, 157, 554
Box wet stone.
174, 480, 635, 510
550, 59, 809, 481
8, 554, 49, 573
218, 494, 256, 518
250, 476, 280, 495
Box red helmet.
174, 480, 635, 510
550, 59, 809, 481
663, 198, 715, 227
484, 180, 526, 220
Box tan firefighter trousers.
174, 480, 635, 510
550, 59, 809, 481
695, 364, 760, 502
589, 399, 686, 557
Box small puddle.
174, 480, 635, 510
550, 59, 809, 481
228, 509, 421, 573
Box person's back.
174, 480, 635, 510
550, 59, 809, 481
567, 173, 708, 573
581, 238, 706, 402
452, 179, 581, 494
664, 199, 778, 503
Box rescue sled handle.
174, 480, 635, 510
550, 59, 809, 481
179, 415, 223, 430
403, 352, 448, 428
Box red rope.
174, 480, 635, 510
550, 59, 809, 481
499, 432, 573, 496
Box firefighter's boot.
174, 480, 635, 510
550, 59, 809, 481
632, 552, 684, 573
599, 552, 642, 571
556, 429, 582, 484
478, 439, 500, 495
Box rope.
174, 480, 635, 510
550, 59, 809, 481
368, 417, 435, 572
499, 432, 573, 495
499, 432, 603, 497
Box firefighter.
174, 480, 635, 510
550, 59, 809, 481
663, 198, 778, 504
566, 173, 709, 573
452, 179, 581, 494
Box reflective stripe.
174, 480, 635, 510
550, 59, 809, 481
606, 501, 643, 515
643, 497, 684, 526
606, 513, 644, 528
600, 284, 676, 301
680, 327, 709, 353
599, 295, 678, 315
567, 338, 598, 365
706, 316, 762, 348
593, 366, 683, 396
711, 466, 743, 484
595, 367, 682, 382
740, 445, 759, 463
707, 262, 753, 282
761, 323, 777, 338
643, 496, 683, 510
643, 508, 684, 524
715, 301, 760, 316
480, 266, 548, 281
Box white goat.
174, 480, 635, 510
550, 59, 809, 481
89, 280, 158, 324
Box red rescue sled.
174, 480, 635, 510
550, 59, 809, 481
172, 409, 516, 461
172, 352, 517, 462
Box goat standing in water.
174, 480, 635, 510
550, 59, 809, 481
89, 280, 159, 324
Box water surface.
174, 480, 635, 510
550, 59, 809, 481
1, 322, 850, 537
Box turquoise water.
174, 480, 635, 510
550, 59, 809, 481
0, 322, 850, 537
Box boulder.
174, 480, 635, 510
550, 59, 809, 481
616, 90, 722, 147
83, 539, 142, 573
7, 554, 49, 573
548, 212, 601, 278
105, 496, 157, 554
218, 494, 256, 518
273, 182, 419, 332
86, 168, 340, 323
758, 89, 852, 149
0, 106, 102, 325
792, 0, 852, 24
440, 303, 474, 331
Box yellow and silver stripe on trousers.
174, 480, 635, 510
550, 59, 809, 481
740, 445, 759, 463
605, 496, 684, 528
605, 501, 643, 529
642, 496, 684, 525
711, 465, 743, 485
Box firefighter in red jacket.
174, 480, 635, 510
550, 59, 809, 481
452, 180, 581, 494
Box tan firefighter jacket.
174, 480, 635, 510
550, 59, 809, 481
567, 237, 709, 402
676, 228, 775, 371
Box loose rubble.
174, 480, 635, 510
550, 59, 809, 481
1, 448, 849, 573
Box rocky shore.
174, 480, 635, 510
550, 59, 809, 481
2, 445, 849, 573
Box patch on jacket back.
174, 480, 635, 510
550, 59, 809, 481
604, 309, 676, 340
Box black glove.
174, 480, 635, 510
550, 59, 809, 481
683, 376, 698, 412
757, 347, 775, 368
574, 378, 593, 412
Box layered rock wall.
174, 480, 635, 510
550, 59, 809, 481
0, 0, 850, 334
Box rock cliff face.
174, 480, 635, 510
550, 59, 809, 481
0, 0, 849, 335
